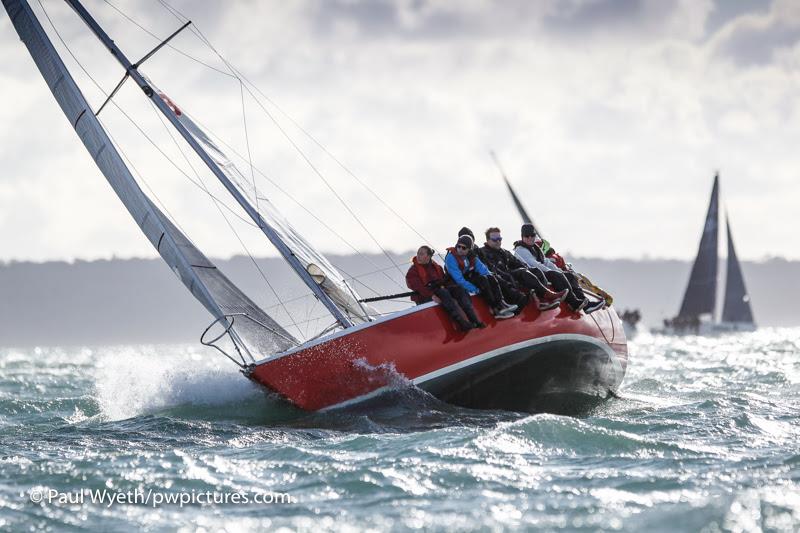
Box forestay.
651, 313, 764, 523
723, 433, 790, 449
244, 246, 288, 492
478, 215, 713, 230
4, 0, 298, 356
150, 83, 375, 324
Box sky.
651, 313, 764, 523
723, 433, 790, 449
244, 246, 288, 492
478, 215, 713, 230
1, 0, 799, 263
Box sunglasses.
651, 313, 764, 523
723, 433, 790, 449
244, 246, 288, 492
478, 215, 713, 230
456, 244, 468, 250
489, 236, 502, 242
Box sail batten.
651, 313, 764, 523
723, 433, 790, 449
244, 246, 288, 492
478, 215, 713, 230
722, 215, 754, 325
678, 173, 719, 319
4, 0, 298, 355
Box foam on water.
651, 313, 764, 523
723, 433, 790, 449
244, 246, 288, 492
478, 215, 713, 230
1, 328, 799, 531
92, 345, 264, 421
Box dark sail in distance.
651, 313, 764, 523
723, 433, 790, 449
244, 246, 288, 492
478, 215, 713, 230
721, 215, 755, 324
490, 151, 542, 238
678, 174, 719, 318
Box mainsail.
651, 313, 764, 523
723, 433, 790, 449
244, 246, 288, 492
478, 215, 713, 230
721, 215, 754, 324
4, 0, 297, 356
678, 173, 719, 319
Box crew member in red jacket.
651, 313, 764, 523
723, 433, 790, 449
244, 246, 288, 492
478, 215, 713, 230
406, 245, 486, 331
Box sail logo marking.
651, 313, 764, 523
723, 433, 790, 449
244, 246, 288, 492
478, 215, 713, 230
158, 92, 182, 116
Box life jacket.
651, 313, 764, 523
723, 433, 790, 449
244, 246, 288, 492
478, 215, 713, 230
411, 256, 444, 286
446, 247, 470, 273
513, 240, 545, 264
547, 250, 567, 270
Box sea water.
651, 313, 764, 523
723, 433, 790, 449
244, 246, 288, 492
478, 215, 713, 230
1, 329, 798, 531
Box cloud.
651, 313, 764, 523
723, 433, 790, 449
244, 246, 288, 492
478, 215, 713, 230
710, 0, 800, 66
1, 0, 799, 263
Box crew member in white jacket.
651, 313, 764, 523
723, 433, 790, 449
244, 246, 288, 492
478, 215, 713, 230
513, 224, 605, 314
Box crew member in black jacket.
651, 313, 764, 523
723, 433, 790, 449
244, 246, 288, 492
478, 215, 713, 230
479, 227, 566, 311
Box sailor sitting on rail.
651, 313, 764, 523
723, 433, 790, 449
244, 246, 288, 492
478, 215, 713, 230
479, 227, 566, 312
444, 235, 516, 319
405, 245, 486, 331
543, 241, 613, 308
513, 223, 604, 314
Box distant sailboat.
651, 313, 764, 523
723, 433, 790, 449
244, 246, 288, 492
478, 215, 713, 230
665, 173, 755, 334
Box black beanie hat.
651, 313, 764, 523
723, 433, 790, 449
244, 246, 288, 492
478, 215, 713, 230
458, 227, 475, 239
456, 235, 474, 248
521, 223, 536, 238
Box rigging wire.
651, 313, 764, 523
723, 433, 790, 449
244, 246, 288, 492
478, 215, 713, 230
97, 0, 406, 293
101, 0, 236, 79
55, 0, 414, 320
239, 82, 260, 217
147, 100, 304, 338
35, 2, 260, 230
183, 111, 404, 292
34, 0, 196, 243
99, 0, 409, 294
154, 0, 412, 277
36, 0, 308, 338
152, 0, 438, 254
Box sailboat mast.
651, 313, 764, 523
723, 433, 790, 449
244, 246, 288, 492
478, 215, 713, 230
489, 151, 542, 239
63, 0, 354, 329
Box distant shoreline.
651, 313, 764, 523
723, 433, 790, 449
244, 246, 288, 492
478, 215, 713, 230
2, 255, 797, 345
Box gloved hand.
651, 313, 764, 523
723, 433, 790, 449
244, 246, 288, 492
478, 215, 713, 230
426, 279, 444, 289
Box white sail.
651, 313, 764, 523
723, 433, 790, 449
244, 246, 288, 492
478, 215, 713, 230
151, 84, 376, 324
4, 0, 297, 356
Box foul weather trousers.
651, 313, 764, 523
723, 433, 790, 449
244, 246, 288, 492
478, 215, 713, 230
464, 272, 504, 309
542, 270, 585, 308
432, 285, 481, 325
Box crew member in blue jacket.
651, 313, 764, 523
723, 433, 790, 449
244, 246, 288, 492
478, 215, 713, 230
444, 235, 517, 319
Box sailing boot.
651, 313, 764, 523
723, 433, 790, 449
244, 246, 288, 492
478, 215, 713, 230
499, 300, 518, 313
534, 290, 561, 311
528, 291, 541, 309
462, 304, 487, 329
454, 315, 475, 331
492, 306, 515, 319
571, 298, 588, 313
543, 288, 568, 304
583, 299, 606, 314
514, 292, 529, 315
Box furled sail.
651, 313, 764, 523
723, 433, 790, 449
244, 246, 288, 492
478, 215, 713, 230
678, 173, 719, 319
4, 0, 297, 355
152, 89, 375, 324
721, 215, 754, 325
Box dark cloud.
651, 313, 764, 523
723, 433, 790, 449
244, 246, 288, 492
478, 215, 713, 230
543, 0, 647, 32
311, 0, 400, 37
715, 21, 800, 67
306, 0, 700, 42
705, 0, 771, 34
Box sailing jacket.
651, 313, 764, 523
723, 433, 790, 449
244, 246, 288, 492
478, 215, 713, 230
480, 244, 530, 279
547, 250, 569, 270
444, 248, 490, 294
513, 240, 559, 272
405, 257, 447, 304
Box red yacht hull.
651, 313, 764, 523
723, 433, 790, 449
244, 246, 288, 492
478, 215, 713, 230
248, 298, 628, 413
